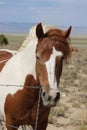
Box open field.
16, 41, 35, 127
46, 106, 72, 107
1, 34, 27, 50
1, 34, 87, 50
71, 35, 87, 48
0, 34, 87, 130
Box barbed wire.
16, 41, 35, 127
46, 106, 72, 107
0, 84, 40, 89
34, 87, 42, 130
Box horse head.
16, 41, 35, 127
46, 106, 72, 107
35, 23, 72, 107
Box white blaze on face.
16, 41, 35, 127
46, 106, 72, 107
45, 47, 63, 90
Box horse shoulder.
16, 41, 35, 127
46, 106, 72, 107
4, 74, 39, 125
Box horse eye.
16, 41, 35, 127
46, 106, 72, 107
36, 54, 44, 63
36, 54, 42, 61
36, 55, 40, 60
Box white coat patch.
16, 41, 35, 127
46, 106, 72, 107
0, 39, 37, 120
45, 47, 63, 90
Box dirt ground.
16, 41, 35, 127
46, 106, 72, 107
47, 47, 87, 130
0, 41, 87, 130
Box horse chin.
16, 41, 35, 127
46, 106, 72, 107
43, 102, 56, 107
42, 99, 58, 107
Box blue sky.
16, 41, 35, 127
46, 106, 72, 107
0, 0, 87, 26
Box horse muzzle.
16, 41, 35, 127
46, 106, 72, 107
41, 90, 60, 107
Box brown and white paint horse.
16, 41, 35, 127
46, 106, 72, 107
0, 23, 72, 130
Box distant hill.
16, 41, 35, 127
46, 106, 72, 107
0, 22, 87, 35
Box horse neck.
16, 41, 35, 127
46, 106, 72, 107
23, 38, 37, 55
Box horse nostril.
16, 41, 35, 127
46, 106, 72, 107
55, 92, 60, 102
48, 96, 51, 101
43, 92, 46, 96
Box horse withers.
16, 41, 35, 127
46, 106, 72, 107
0, 23, 72, 130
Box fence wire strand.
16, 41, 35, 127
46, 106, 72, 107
0, 84, 40, 89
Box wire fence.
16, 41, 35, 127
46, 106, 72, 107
0, 84, 40, 88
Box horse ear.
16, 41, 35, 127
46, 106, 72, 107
36, 23, 44, 39
62, 26, 72, 38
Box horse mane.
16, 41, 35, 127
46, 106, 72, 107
18, 23, 57, 51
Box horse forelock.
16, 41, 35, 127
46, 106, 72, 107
39, 29, 71, 60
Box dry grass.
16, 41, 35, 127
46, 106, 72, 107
1, 34, 26, 50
